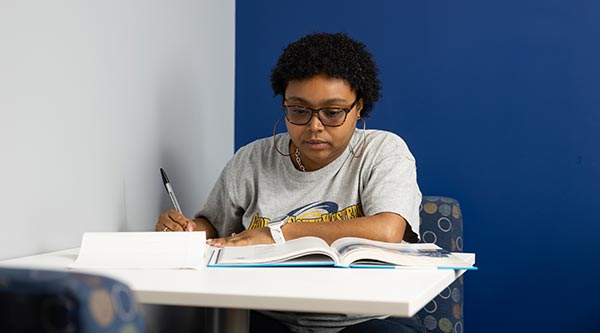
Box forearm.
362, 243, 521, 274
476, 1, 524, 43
193, 217, 218, 239
281, 212, 407, 245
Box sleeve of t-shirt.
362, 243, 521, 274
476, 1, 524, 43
360, 135, 422, 242
195, 158, 244, 238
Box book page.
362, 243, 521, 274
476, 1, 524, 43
211, 236, 338, 266
69, 232, 206, 270
331, 237, 475, 269
332, 238, 448, 256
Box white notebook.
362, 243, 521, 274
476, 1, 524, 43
69, 231, 206, 270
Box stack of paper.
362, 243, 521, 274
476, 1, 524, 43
69, 232, 206, 270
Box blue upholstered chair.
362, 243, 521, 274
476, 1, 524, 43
416, 196, 466, 333
0, 267, 144, 333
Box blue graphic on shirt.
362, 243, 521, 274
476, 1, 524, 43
287, 201, 339, 220
248, 201, 364, 229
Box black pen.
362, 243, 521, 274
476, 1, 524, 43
160, 168, 182, 213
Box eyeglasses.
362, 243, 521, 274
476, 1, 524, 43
282, 98, 359, 127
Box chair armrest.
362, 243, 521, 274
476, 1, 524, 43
0, 267, 144, 333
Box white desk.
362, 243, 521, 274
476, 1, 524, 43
0, 248, 474, 332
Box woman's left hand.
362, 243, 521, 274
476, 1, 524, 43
206, 227, 274, 247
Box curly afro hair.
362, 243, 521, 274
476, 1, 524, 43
271, 32, 382, 118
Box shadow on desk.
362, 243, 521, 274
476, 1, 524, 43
139, 304, 207, 333
140, 305, 248, 333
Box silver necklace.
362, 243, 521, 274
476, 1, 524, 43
294, 148, 306, 172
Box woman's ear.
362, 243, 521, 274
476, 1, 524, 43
357, 98, 364, 119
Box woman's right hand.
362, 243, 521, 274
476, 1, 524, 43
156, 209, 195, 232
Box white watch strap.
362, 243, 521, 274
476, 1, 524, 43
269, 220, 286, 244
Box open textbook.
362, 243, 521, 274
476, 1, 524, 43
208, 236, 476, 269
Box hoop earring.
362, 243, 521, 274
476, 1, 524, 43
349, 118, 367, 159
272, 115, 290, 156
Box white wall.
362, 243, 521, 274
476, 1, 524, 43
0, 0, 235, 260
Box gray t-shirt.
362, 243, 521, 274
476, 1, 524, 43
196, 129, 422, 332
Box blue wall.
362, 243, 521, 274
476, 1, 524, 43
235, 1, 599, 331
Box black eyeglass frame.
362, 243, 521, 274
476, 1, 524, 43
282, 97, 359, 127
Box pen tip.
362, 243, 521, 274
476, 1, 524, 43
160, 168, 169, 183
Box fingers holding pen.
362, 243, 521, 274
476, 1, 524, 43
175, 213, 196, 231
157, 209, 194, 232
166, 209, 187, 231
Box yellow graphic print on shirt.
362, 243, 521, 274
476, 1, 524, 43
248, 201, 364, 229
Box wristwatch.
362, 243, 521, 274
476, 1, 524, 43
268, 217, 288, 244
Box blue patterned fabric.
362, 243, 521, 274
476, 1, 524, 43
416, 196, 465, 333
0, 267, 144, 333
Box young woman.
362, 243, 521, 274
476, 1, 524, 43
156, 32, 424, 333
